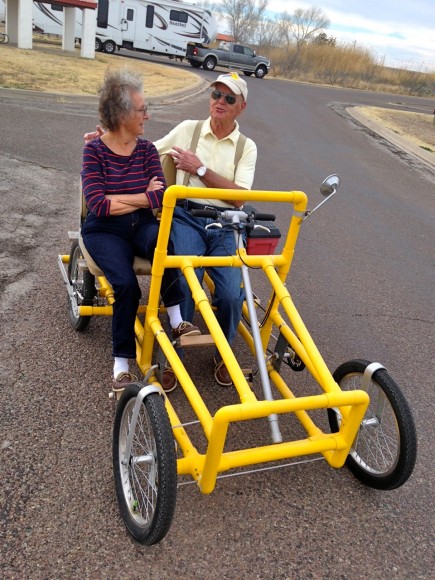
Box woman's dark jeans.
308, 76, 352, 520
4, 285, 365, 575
82, 210, 182, 359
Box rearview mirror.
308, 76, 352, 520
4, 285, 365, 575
302, 174, 341, 221
320, 174, 340, 197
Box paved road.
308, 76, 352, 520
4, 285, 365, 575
0, 72, 434, 579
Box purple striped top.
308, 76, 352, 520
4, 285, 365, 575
81, 137, 166, 217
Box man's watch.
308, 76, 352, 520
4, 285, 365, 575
196, 165, 207, 178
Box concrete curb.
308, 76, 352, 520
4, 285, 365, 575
347, 105, 435, 169
0, 75, 209, 106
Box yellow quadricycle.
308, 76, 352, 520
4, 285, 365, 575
58, 176, 416, 546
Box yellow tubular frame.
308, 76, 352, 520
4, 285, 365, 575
63, 185, 369, 493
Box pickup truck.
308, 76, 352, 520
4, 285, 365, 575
186, 42, 270, 78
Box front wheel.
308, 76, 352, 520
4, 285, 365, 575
67, 241, 95, 331
113, 385, 177, 545
203, 56, 216, 71
328, 359, 417, 490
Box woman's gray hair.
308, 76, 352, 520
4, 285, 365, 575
99, 69, 144, 131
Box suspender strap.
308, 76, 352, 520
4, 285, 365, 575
182, 121, 204, 186
234, 133, 247, 169
182, 121, 247, 186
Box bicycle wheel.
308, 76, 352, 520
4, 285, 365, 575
113, 384, 177, 545
67, 241, 95, 331
328, 359, 417, 490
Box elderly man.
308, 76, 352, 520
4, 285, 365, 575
155, 73, 257, 386
85, 73, 257, 387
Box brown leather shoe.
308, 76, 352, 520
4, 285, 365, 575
172, 321, 201, 340
113, 372, 138, 392
161, 368, 178, 393
214, 358, 232, 387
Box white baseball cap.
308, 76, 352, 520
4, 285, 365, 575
210, 72, 248, 101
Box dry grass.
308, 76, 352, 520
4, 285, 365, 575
0, 38, 198, 96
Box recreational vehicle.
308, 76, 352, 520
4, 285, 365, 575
29, 0, 217, 59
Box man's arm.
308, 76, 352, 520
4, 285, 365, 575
170, 140, 257, 207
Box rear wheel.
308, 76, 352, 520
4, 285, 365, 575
189, 60, 201, 68
255, 66, 267, 78
103, 39, 117, 54
243, 71, 253, 76
203, 56, 216, 71
328, 359, 417, 490
67, 241, 95, 331
113, 385, 177, 545
95, 38, 103, 52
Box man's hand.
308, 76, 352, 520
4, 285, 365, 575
170, 146, 201, 175
84, 125, 105, 144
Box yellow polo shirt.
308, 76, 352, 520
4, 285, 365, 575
154, 117, 257, 208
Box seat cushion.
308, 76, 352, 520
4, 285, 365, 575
79, 234, 151, 276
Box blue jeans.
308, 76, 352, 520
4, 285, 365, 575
82, 210, 182, 359
171, 206, 245, 353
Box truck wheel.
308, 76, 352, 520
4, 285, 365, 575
189, 60, 201, 69
255, 66, 267, 78
203, 57, 216, 71
103, 40, 117, 54
243, 71, 253, 76
95, 38, 102, 52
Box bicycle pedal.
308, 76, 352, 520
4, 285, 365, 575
241, 368, 253, 383
177, 334, 215, 348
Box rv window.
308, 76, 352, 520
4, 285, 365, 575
170, 10, 188, 24
126, 8, 134, 22
51, 4, 63, 11
97, 0, 109, 29
145, 5, 154, 28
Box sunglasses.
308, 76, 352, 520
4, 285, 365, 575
210, 89, 239, 105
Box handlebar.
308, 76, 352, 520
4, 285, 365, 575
190, 208, 276, 222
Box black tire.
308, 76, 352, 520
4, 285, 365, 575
95, 38, 103, 52
255, 66, 267, 78
203, 56, 216, 71
243, 71, 253, 76
113, 385, 177, 545
328, 359, 417, 490
189, 60, 201, 68
103, 39, 117, 54
67, 241, 95, 331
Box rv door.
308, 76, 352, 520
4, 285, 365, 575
121, 6, 136, 43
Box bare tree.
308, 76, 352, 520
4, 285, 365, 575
279, 6, 330, 52
255, 17, 281, 49
217, 0, 269, 44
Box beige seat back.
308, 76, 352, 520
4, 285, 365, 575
78, 152, 174, 276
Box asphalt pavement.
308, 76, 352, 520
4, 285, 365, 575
0, 79, 434, 579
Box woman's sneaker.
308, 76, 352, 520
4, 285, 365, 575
172, 321, 201, 340
213, 358, 232, 387
161, 368, 178, 393
113, 372, 138, 392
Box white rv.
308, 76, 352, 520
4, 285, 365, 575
30, 0, 217, 58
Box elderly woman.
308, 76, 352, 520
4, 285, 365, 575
81, 69, 199, 391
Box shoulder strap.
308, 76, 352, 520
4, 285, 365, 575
234, 133, 247, 168
182, 124, 246, 186
183, 121, 204, 186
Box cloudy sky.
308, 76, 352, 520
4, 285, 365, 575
215, 0, 435, 71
